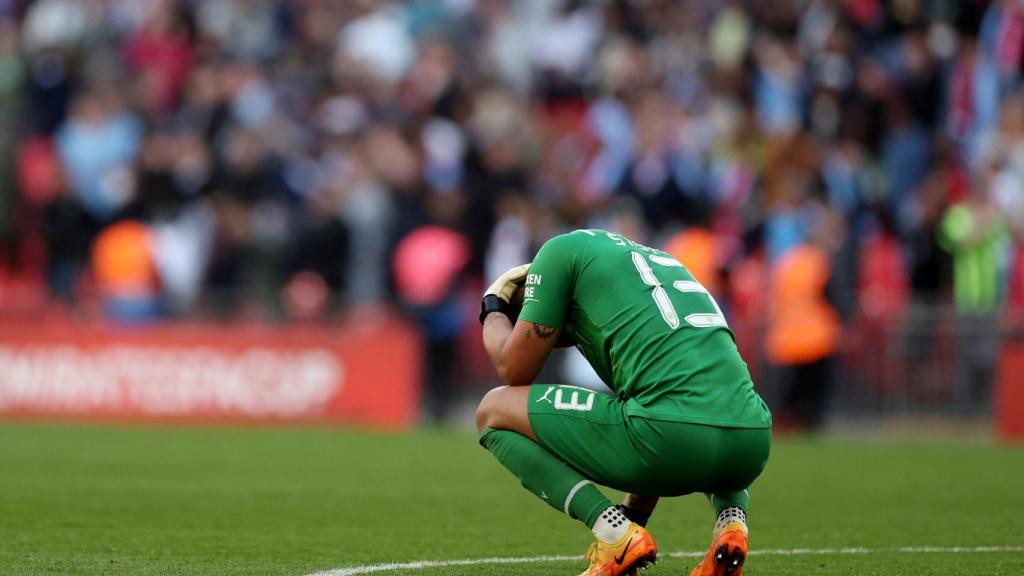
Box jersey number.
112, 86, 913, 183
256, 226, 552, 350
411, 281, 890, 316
630, 251, 728, 330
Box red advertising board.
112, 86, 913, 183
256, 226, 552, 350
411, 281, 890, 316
997, 340, 1024, 441
0, 318, 421, 428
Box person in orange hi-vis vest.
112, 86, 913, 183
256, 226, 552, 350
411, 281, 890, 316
92, 220, 161, 322
664, 226, 720, 298
765, 241, 840, 431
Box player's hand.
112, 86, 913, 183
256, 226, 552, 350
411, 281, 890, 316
480, 263, 531, 324
484, 263, 531, 303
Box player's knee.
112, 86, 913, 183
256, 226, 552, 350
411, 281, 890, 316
475, 386, 507, 432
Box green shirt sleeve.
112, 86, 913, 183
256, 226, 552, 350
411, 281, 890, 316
517, 233, 584, 328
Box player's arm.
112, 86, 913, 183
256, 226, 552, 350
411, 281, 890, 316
482, 314, 560, 387
479, 263, 560, 386
480, 234, 580, 385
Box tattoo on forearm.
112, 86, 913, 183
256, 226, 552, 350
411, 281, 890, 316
532, 323, 557, 339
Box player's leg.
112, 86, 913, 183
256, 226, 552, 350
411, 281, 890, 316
707, 491, 749, 514
604, 417, 765, 576
475, 385, 539, 441
476, 385, 629, 531
689, 490, 750, 576
689, 428, 770, 576
476, 385, 658, 576
476, 386, 621, 530
619, 494, 659, 527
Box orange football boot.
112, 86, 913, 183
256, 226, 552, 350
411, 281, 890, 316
579, 522, 658, 576
688, 521, 748, 576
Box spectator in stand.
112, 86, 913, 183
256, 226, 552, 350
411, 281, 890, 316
40, 176, 95, 304
122, 0, 193, 117
393, 212, 472, 424
0, 19, 23, 261
55, 88, 141, 222
981, 0, 1024, 94
902, 166, 955, 401
883, 97, 931, 233
947, 29, 1001, 168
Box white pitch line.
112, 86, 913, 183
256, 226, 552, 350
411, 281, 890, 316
305, 545, 1024, 576
305, 554, 580, 576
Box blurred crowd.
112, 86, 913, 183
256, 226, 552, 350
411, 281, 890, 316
1, 0, 1023, 420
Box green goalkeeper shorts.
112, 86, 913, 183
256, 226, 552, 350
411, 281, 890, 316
527, 384, 771, 497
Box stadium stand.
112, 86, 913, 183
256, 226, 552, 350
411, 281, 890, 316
0, 0, 1021, 428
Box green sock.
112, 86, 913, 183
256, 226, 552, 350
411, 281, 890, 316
706, 489, 749, 515
479, 428, 611, 528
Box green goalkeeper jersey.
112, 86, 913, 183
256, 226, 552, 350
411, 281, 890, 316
518, 230, 771, 429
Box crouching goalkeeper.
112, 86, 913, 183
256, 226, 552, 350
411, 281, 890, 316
476, 230, 771, 576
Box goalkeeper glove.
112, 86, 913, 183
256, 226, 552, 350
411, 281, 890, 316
479, 263, 530, 324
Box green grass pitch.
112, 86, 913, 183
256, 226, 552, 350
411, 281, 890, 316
0, 422, 1022, 575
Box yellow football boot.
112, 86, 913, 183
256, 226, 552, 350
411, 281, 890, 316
578, 522, 657, 576
688, 521, 748, 576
